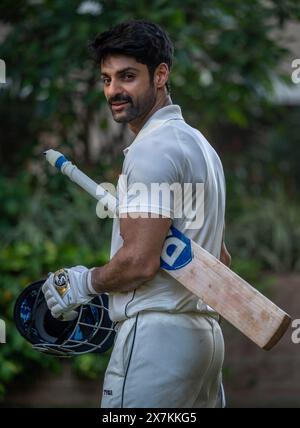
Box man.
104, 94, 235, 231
43, 20, 230, 408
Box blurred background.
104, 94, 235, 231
1, 0, 300, 408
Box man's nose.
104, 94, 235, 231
106, 79, 123, 100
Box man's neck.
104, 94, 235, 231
128, 94, 172, 135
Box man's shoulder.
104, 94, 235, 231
127, 119, 186, 157
161, 117, 209, 147
138, 117, 201, 150
125, 111, 214, 164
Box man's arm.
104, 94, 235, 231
219, 225, 231, 267
220, 241, 231, 267
91, 216, 172, 293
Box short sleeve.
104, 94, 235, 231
117, 134, 184, 219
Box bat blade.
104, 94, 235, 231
44, 149, 291, 350
167, 240, 291, 350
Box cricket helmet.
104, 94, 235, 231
14, 279, 115, 357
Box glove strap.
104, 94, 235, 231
86, 268, 97, 295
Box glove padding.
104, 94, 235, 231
42, 265, 94, 321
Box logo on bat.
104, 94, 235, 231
160, 226, 192, 270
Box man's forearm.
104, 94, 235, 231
90, 246, 159, 294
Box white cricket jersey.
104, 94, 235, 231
109, 105, 226, 322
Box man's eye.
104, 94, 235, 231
123, 74, 134, 80
101, 78, 110, 85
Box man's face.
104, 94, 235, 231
100, 54, 157, 123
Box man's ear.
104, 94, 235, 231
155, 63, 169, 89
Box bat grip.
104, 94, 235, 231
44, 149, 116, 215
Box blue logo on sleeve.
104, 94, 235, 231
160, 226, 192, 270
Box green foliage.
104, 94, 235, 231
1, 0, 300, 403
1, 0, 300, 170
227, 186, 300, 272
73, 351, 111, 380
223, 104, 300, 273
0, 170, 112, 399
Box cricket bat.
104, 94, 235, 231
44, 149, 291, 350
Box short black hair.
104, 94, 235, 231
89, 20, 174, 92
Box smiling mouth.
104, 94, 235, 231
111, 102, 129, 112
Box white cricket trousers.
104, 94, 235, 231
101, 311, 225, 408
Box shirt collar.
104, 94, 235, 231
123, 105, 184, 156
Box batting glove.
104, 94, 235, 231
42, 265, 96, 321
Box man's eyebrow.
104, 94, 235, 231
101, 67, 140, 77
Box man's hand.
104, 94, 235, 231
42, 266, 95, 320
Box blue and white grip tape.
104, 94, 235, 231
43, 149, 69, 170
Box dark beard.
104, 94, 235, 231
111, 102, 140, 123
109, 85, 156, 124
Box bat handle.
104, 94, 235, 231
43, 149, 68, 169
43, 149, 116, 215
